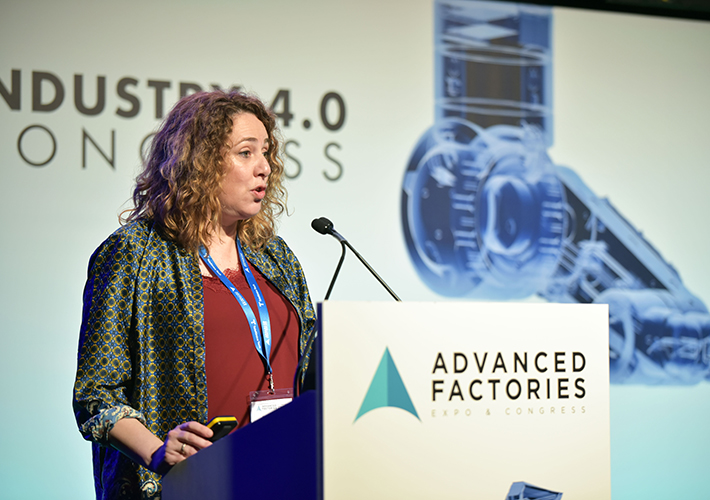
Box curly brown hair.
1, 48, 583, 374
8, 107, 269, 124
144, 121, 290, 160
124, 90, 286, 251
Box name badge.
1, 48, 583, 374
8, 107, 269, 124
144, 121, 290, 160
249, 388, 293, 422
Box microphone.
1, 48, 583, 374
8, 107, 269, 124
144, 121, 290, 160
310, 217, 345, 242
310, 217, 332, 235
311, 217, 401, 302
295, 217, 402, 396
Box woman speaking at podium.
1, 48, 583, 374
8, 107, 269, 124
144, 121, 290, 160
73, 91, 316, 499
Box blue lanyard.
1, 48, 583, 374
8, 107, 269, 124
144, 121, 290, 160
199, 240, 273, 385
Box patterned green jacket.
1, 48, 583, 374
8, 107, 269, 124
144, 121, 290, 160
73, 219, 316, 499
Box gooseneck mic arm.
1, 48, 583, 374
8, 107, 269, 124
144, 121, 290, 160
295, 217, 401, 395
311, 217, 346, 300
311, 217, 401, 302
325, 241, 346, 301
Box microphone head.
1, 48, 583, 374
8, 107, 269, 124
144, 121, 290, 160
311, 217, 334, 235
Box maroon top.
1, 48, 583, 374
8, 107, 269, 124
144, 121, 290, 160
202, 266, 300, 427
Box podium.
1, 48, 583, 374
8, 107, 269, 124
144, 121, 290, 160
163, 302, 611, 499
161, 390, 317, 499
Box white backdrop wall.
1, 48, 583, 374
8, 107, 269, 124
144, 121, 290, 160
1, 0, 709, 498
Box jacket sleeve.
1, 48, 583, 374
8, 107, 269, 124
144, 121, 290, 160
73, 230, 147, 446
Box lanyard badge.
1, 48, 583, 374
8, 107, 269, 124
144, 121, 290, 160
199, 240, 274, 389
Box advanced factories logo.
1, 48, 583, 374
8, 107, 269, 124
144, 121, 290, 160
354, 347, 420, 422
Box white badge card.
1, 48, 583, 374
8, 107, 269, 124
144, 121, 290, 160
249, 388, 293, 423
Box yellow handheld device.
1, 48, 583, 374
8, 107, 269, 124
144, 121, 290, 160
206, 415, 238, 442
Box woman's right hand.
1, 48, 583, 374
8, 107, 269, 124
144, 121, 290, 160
149, 421, 214, 474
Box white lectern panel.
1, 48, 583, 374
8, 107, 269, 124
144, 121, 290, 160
319, 301, 610, 500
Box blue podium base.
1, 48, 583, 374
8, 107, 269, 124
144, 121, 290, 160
162, 390, 317, 500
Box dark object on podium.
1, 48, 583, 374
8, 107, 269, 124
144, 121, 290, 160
506, 481, 563, 500
162, 390, 317, 500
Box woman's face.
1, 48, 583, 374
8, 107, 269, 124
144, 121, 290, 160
218, 112, 271, 225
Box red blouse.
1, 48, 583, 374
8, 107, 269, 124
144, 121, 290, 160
202, 266, 300, 427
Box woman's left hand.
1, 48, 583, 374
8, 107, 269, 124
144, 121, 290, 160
149, 421, 214, 474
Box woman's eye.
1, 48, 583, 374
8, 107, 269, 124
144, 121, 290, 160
239, 150, 251, 157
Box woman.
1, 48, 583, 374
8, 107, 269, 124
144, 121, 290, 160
73, 91, 316, 499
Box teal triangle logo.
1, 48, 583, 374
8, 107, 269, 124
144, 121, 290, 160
354, 347, 420, 422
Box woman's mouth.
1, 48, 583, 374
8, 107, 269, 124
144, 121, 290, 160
253, 186, 266, 200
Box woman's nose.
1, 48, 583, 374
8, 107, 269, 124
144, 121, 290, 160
258, 154, 271, 176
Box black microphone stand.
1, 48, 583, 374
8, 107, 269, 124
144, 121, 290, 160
314, 217, 401, 302
295, 218, 402, 395
338, 238, 401, 301
325, 240, 347, 300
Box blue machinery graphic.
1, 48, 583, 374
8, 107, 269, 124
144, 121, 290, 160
401, 0, 710, 384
